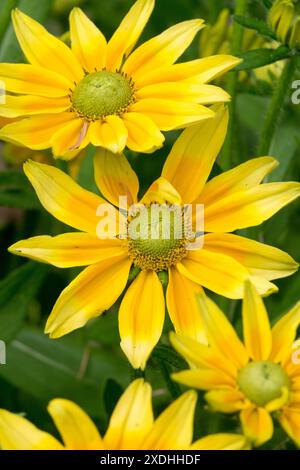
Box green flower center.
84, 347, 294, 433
126, 205, 187, 271
237, 360, 290, 407
71, 71, 134, 120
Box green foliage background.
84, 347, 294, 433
0, 0, 299, 449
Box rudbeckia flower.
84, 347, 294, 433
171, 281, 300, 448
0, 379, 249, 450
9, 106, 300, 369
0, 0, 239, 157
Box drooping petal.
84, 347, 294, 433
172, 369, 236, 389
12, 9, 83, 83
203, 233, 298, 281
0, 63, 72, 97
70, 8, 107, 72
162, 105, 228, 203
89, 116, 128, 154
140, 391, 197, 450
240, 406, 273, 447
107, 0, 155, 70
204, 389, 246, 413
242, 281, 272, 361
0, 94, 70, 118
45, 255, 131, 338
23, 160, 116, 235
119, 270, 165, 370
122, 112, 164, 152
9, 233, 126, 268
0, 409, 63, 450
278, 409, 300, 447
51, 118, 90, 157
104, 379, 153, 450
270, 302, 300, 363
191, 434, 251, 450
140, 177, 182, 206
48, 399, 103, 450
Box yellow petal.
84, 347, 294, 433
205, 389, 246, 413
141, 176, 182, 206
0, 409, 63, 450
172, 369, 236, 389
177, 249, 250, 299
278, 409, 300, 447
0, 94, 70, 118
240, 406, 273, 447
167, 268, 206, 343
89, 116, 128, 154
162, 104, 228, 203
122, 112, 164, 152
70, 8, 107, 72
51, 118, 89, 157
141, 391, 197, 450
119, 270, 165, 370
203, 182, 300, 232
23, 160, 115, 235
107, 0, 154, 70
0, 63, 72, 97
123, 20, 205, 80
104, 379, 153, 450
12, 9, 83, 83
191, 433, 251, 450
242, 280, 272, 360
45, 255, 131, 338
270, 302, 300, 363
94, 147, 139, 207
131, 99, 214, 131
48, 399, 103, 450
9, 233, 126, 268
204, 233, 299, 281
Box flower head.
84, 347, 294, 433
269, 0, 300, 49
9, 106, 300, 369
0, 379, 248, 450
0, 1, 239, 158
171, 281, 300, 447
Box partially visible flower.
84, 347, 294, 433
0, 379, 249, 450
269, 0, 300, 49
171, 281, 300, 448
8, 106, 300, 369
0, 1, 239, 158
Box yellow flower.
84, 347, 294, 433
0, 1, 239, 158
171, 281, 300, 448
269, 0, 300, 48
0, 379, 249, 450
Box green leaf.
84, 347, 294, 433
0, 262, 48, 342
234, 15, 276, 39
235, 46, 290, 71
0, 170, 40, 209
0, 0, 18, 44
263, 0, 274, 9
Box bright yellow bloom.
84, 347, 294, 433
0, 1, 239, 158
0, 379, 249, 450
171, 281, 300, 448
269, 0, 300, 49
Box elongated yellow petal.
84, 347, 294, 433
240, 406, 273, 447
119, 270, 165, 370
131, 99, 214, 131
278, 409, 300, 447
70, 8, 107, 72
204, 233, 299, 281
89, 116, 128, 154
0, 409, 63, 450
191, 434, 251, 450
204, 182, 300, 232
0, 63, 72, 97
172, 369, 236, 389
12, 9, 83, 82
51, 118, 89, 158
167, 268, 206, 343
141, 391, 197, 450
123, 20, 205, 80
48, 399, 103, 450
140, 177, 182, 206
104, 379, 153, 450
9, 233, 126, 268
0, 94, 70, 118
45, 255, 131, 338
94, 148, 139, 208
122, 112, 164, 152
270, 302, 300, 363
107, 0, 154, 70
24, 160, 114, 235
205, 389, 246, 413
162, 105, 228, 203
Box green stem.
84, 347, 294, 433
221, 0, 248, 169
257, 58, 296, 156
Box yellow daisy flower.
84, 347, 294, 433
0, 379, 249, 450
269, 0, 300, 49
171, 281, 300, 448
0, 0, 239, 158
8, 106, 300, 369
